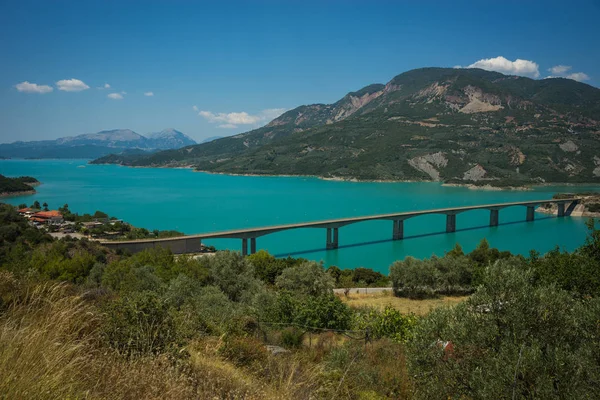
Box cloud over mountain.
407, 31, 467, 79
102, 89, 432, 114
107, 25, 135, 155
467, 56, 540, 78
547, 65, 590, 82
198, 108, 287, 128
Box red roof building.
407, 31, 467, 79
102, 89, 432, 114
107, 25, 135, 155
31, 210, 64, 224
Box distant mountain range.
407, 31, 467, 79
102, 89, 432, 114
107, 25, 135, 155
0, 128, 196, 159
92, 67, 600, 186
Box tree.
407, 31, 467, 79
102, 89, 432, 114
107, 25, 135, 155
446, 243, 464, 257
32, 201, 40, 209
275, 261, 334, 296
208, 251, 259, 302
17, 203, 27, 209
407, 261, 600, 399
42, 202, 48, 211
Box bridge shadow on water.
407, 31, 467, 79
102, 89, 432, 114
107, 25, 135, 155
273, 216, 555, 258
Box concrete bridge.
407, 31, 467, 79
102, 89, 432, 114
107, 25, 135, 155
100, 198, 580, 256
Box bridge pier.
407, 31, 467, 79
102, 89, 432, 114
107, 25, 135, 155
326, 227, 339, 250
526, 206, 535, 222
446, 213, 456, 233
489, 209, 499, 227
558, 202, 565, 217
250, 238, 256, 254
241, 238, 248, 256
392, 219, 404, 240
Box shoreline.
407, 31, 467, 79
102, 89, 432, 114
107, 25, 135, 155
0, 189, 36, 198
90, 161, 600, 190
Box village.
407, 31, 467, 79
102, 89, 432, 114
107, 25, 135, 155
16, 205, 126, 240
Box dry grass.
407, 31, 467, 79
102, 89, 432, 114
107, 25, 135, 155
0, 275, 274, 399
339, 290, 468, 315
0, 273, 415, 399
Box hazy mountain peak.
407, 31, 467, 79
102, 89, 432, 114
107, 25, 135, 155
146, 128, 196, 147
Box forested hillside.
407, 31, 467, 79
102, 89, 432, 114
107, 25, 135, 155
93, 67, 600, 185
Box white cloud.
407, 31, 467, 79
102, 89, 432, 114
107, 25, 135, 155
467, 56, 540, 78
104, 83, 111, 89
144, 91, 154, 97
107, 93, 123, 100
192, 105, 199, 112
545, 65, 590, 82
565, 72, 590, 82
218, 123, 238, 129
548, 65, 571, 75
198, 108, 287, 128
56, 78, 90, 92
15, 81, 53, 94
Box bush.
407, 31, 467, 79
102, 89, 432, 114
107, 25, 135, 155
218, 336, 268, 367
258, 291, 352, 331
208, 251, 259, 302
390, 254, 480, 298
275, 261, 334, 296
280, 327, 304, 348
102, 291, 176, 355
353, 306, 418, 343
247, 250, 304, 284
406, 261, 600, 399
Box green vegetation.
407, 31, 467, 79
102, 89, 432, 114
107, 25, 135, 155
93, 67, 600, 186
0, 174, 39, 195
2, 201, 600, 398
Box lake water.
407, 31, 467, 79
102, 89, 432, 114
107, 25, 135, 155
1, 159, 598, 273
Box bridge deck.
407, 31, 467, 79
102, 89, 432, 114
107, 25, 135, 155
101, 198, 577, 245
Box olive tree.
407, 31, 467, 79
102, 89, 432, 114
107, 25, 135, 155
406, 259, 600, 399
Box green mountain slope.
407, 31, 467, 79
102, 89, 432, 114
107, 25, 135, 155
92, 67, 600, 185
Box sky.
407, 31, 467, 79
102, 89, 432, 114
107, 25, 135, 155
0, 0, 599, 143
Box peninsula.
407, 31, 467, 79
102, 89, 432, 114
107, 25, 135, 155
0, 175, 39, 197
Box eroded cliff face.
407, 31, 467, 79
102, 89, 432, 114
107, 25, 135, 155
330, 89, 385, 122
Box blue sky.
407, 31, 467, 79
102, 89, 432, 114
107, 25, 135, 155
1, 0, 598, 143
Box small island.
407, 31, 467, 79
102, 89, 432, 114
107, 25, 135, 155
0, 174, 40, 197
537, 193, 600, 217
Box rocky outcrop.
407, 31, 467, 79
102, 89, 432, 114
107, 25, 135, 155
463, 165, 487, 181
408, 156, 441, 181
458, 86, 503, 114
559, 140, 579, 152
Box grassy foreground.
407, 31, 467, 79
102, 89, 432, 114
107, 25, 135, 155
339, 290, 468, 315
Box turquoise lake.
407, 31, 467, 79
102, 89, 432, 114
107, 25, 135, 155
1, 159, 598, 273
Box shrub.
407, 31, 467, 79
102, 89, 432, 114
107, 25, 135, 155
208, 251, 259, 302
280, 327, 304, 348
218, 336, 269, 367
390, 254, 479, 298
275, 261, 334, 296
353, 306, 418, 343
102, 291, 176, 355
406, 261, 600, 399
247, 250, 303, 284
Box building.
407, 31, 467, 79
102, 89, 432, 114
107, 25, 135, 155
30, 210, 64, 225
17, 207, 38, 218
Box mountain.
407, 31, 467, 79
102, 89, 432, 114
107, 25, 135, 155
146, 128, 197, 149
91, 67, 600, 186
0, 128, 196, 159
201, 136, 224, 144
